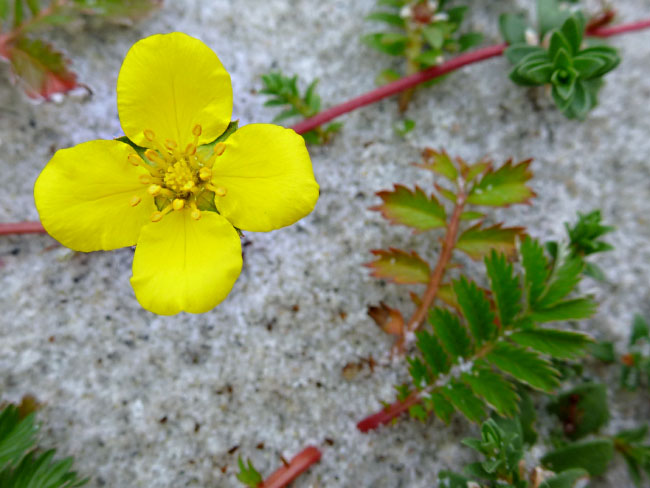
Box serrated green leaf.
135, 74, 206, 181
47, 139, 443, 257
510, 329, 592, 359
499, 13, 529, 45
415, 329, 450, 376
530, 298, 597, 322
485, 250, 521, 328
362, 32, 408, 56
536, 246, 583, 308
372, 185, 446, 231
549, 382, 608, 440
521, 236, 549, 307
418, 149, 458, 181
0, 407, 38, 471
408, 403, 428, 422
427, 391, 455, 425
487, 342, 560, 391
460, 211, 483, 221
542, 439, 614, 476
456, 223, 523, 260
467, 159, 535, 206
365, 11, 405, 27
366, 248, 430, 284
444, 381, 486, 423
539, 468, 590, 488
407, 356, 432, 388
588, 341, 615, 363
429, 307, 472, 359
463, 366, 519, 417
453, 277, 496, 344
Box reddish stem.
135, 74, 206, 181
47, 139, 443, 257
588, 18, 650, 37
0, 221, 46, 235
261, 446, 322, 488
357, 392, 421, 432
290, 43, 506, 135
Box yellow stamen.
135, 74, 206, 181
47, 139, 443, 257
129, 195, 141, 207
128, 154, 143, 166
199, 167, 212, 181
185, 143, 197, 156
144, 149, 168, 167
165, 139, 178, 150
215, 186, 227, 197
151, 204, 173, 223
189, 202, 201, 220
193, 124, 202, 137
213, 142, 226, 156
143, 129, 156, 141
148, 184, 162, 196
172, 199, 185, 211
139, 175, 152, 184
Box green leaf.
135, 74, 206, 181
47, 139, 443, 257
530, 298, 597, 322
446, 6, 467, 25
418, 149, 458, 181
499, 13, 529, 44
458, 32, 483, 51
517, 386, 538, 445
394, 118, 415, 137
542, 439, 614, 476
422, 25, 444, 49
361, 32, 408, 56
630, 314, 649, 346
407, 357, 431, 388
588, 341, 615, 363
460, 211, 483, 221
509, 329, 592, 359
0, 449, 88, 488
272, 107, 301, 123
549, 31, 573, 61
521, 236, 549, 307
426, 391, 455, 425
408, 403, 428, 422
437, 471, 473, 488
0, 0, 9, 20
236, 457, 263, 487
25, 0, 39, 16
415, 329, 450, 376
539, 468, 590, 488
375, 68, 401, 85
549, 383, 608, 440
561, 15, 585, 55
377, 0, 404, 8
456, 223, 523, 260
12, 0, 22, 27
467, 158, 535, 206
575, 46, 620, 78
443, 381, 486, 423
372, 185, 446, 231
366, 248, 430, 284
536, 246, 584, 309
453, 277, 496, 345
0, 407, 38, 470
6, 37, 79, 100
429, 307, 472, 359
365, 11, 405, 27
487, 342, 560, 391
462, 366, 519, 417
537, 0, 573, 36
485, 250, 521, 328
505, 44, 547, 65
615, 425, 648, 444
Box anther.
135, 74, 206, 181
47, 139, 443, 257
215, 186, 227, 197
185, 143, 197, 156
128, 154, 143, 166
143, 129, 156, 141
199, 167, 212, 181
148, 184, 162, 196
172, 199, 185, 211
189, 202, 201, 220
193, 125, 202, 137
129, 195, 142, 207
165, 139, 178, 151
150, 204, 173, 222
139, 174, 152, 184
144, 149, 167, 166
213, 142, 226, 156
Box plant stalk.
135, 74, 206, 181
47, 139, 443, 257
261, 446, 322, 488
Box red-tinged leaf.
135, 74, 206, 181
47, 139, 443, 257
435, 183, 457, 203
67, 0, 162, 24
371, 185, 446, 231
418, 148, 458, 181
437, 283, 460, 311
467, 159, 536, 206
5, 37, 78, 100
366, 248, 430, 284
456, 223, 525, 260
464, 160, 491, 183
368, 302, 404, 335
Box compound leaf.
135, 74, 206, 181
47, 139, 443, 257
372, 185, 446, 231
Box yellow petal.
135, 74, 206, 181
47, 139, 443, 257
131, 210, 242, 315
117, 32, 232, 149
34, 140, 155, 252
211, 124, 319, 232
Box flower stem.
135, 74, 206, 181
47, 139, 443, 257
357, 391, 420, 432
261, 446, 322, 488
0, 221, 46, 235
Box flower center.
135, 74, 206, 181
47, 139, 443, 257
127, 125, 229, 222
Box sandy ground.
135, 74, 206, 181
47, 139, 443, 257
1, 1, 649, 486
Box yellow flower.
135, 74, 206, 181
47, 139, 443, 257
33, 32, 319, 315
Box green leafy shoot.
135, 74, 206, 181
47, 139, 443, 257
236, 457, 263, 487
614, 425, 650, 487
0, 0, 159, 100
0, 403, 88, 487
563, 210, 615, 280
621, 315, 650, 391
362, 0, 482, 110
502, 10, 621, 119
259, 70, 342, 144
438, 416, 589, 487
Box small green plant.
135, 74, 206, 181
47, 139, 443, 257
0, 0, 160, 100
236, 457, 263, 487
259, 71, 342, 145
0, 401, 88, 487
362, 0, 482, 111
500, 2, 620, 119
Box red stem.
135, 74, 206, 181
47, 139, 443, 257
0, 221, 46, 235
357, 392, 421, 433
1, 19, 649, 237
261, 446, 322, 488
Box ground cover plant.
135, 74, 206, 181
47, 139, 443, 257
1, 0, 649, 487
